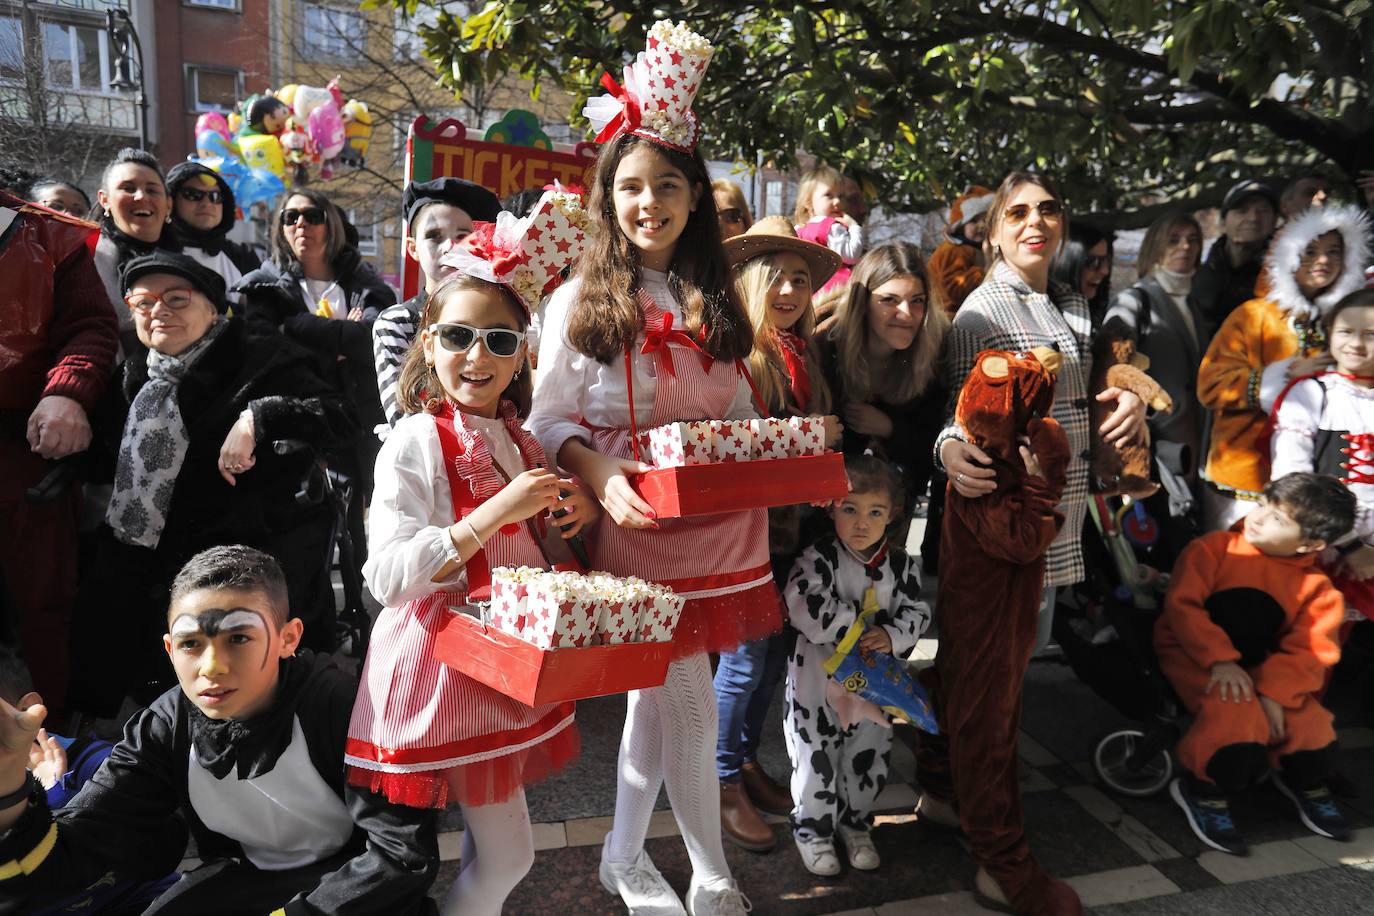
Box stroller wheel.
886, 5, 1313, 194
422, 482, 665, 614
1093, 728, 1173, 797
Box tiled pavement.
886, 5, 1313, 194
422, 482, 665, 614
424, 666, 1374, 915
406, 520, 1374, 913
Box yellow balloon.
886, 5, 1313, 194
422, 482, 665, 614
276, 84, 299, 108
238, 132, 286, 181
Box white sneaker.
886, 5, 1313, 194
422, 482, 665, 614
793, 833, 841, 876
599, 834, 686, 915
685, 875, 752, 915
838, 824, 880, 870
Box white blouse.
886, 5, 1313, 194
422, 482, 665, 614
362, 411, 506, 608
526, 268, 758, 467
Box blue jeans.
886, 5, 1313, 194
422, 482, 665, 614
714, 629, 791, 783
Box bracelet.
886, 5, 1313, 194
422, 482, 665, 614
0, 772, 39, 810
462, 519, 484, 551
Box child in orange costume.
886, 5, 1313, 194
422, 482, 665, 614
1158, 472, 1355, 857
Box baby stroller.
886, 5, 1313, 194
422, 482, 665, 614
1055, 483, 1195, 797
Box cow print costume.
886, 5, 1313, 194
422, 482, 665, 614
783, 534, 930, 840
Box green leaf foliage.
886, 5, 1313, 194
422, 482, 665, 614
383, 0, 1374, 225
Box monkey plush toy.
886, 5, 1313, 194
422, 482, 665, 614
917, 347, 1082, 916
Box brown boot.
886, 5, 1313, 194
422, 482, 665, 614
720, 781, 776, 851
740, 760, 793, 816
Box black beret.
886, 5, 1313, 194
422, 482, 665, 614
120, 251, 229, 313
403, 177, 501, 233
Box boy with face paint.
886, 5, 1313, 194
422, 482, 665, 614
0, 546, 440, 915
372, 177, 500, 436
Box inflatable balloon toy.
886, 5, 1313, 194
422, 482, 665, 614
308, 100, 346, 179
195, 129, 236, 162
278, 117, 313, 186
275, 84, 299, 110
195, 112, 231, 146
238, 131, 286, 182
291, 84, 333, 122
242, 93, 290, 136
339, 99, 372, 167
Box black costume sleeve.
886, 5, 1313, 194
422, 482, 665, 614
283, 788, 439, 916
246, 339, 360, 450
0, 705, 187, 909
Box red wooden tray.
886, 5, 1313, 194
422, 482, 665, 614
631, 452, 848, 518
434, 610, 673, 707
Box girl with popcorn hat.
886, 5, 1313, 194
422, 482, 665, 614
528, 19, 765, 916
344, 188, 597, 916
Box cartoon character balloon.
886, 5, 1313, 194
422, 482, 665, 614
339, 99, 373, 167
237, 132, 286, 181
291, 84, 333, 122
308, 101, 346, 162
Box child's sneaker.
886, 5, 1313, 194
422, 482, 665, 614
1170, 776, 1248, 856
794, 833, 841, 876
1272, 772, 1351, 841
837, 824, 880, 870
599, 834, 686, 915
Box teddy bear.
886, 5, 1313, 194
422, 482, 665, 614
916, 347, 1083, 916
1089, 332, 1173, 498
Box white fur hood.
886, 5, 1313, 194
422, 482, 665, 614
1266, 204, 1371, 321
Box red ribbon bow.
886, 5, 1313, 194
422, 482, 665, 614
459, 222, 526, 277
593, 71, 642, 145
640, 312, 708, 377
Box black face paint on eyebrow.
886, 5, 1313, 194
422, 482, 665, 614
172, 607, 273, 669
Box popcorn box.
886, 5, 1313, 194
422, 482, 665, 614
595, 575, 643, 645
488, 567, 532, 638
787, 416, 826, 456
710, 420, 754, 462
749, 418, 794, 460
645, 421, 714, 468
522, 576, 600, 649
435, 611, 673, 706
631, 452, 848, 518
634, 589, 686, 643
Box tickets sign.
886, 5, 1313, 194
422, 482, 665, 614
402, 113, 598, 299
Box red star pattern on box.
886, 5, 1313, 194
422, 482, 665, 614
749, 418, 794, 459
710, 420, 755, 462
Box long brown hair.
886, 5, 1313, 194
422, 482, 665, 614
984, 171, 1069, 273
738, 253, 832, 415
271, 188, 346, 274
395, 273, 533, 417
830, 242, 948, 404
1136, 212, 1203, 278
566, 134, 753, 364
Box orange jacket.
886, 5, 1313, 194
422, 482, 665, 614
1155, 529, 1344, 708
1196, 296, 1324, 494
928, 240, 984, 316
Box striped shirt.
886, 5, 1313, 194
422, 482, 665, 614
935, 261, 1094, 587
372, 293, 425, 438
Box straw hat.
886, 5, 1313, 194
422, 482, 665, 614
723, 215, 841, 287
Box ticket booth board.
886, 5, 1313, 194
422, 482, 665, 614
401, 113, 599, 300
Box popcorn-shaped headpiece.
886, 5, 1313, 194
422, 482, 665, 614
583, 19, 713, 153
438, 184, 589, 315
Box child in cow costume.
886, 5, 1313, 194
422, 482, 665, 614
917, 346, 1081, 916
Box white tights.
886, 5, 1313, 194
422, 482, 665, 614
440, 789, 535, 916
607, 652, 732, 886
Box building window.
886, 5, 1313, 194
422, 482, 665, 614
303, 3, 366, 58
188, 66, 241, 112
393, 5, 440, 59
0, 16, 22, 80
44, 20, 112, 92
185, 0, 239, 9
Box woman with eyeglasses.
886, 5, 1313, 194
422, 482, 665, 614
236, 189, 397, 568
165, 161, 264, 307
91, 148, 181, 353
713, 179, 754, 240
815, 243, 950, 532
69, 251, 354, 718
921, 171, 1145, 916
1050, 222, 1114, 324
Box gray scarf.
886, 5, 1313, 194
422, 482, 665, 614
107, 320, 227, 549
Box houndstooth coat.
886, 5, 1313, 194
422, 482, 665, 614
934, 260, 1093, 587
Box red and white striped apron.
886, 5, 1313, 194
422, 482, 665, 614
346, 405, 578, 809
588, 293, 781, 658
